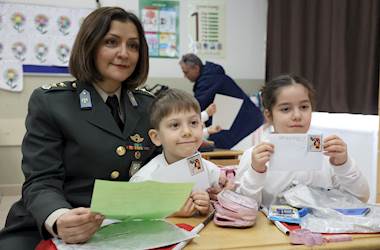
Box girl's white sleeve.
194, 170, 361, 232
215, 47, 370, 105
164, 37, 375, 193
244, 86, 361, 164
235, 147, 266, 206
331, 156, 370, 202
205, 160, 221, 186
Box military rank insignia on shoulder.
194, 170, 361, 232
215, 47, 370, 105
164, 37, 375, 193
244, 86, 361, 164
133, 88, 155, 97
41, 81, 76, 91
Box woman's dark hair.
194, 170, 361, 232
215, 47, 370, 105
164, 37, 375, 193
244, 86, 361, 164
69, 7, 148, 89
261, 74, 316, 112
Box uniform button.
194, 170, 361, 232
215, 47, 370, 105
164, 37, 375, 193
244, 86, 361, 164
110, 171, 120, 179
116, 146, 126, 156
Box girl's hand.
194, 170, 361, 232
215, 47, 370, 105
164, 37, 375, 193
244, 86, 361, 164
56, 207, 104, 244
251, 142, 274, 173
323, 135, 347, 166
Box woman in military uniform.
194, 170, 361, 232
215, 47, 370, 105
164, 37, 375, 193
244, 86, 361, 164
0, 7, 158, 249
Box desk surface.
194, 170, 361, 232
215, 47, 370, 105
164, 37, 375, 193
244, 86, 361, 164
201, 149, 243, 158
169, 212, 380, 250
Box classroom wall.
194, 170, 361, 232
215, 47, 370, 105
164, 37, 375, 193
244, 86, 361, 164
0, 0, 267, 191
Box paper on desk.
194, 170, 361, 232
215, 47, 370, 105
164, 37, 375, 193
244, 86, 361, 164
91, 180, 193, 220
150, 153, 211, 190
53, 219, 197, 250
268, 134, 323, 171
212, 94, 243, 130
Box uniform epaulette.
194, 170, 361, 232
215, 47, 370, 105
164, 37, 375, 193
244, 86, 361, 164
133, 88, 155, 97
41, 81, 77, 91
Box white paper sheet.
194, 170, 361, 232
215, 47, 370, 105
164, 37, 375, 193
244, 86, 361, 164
212, 94, 243, 130
150, 153, 211, 190
268, 134, 323, 171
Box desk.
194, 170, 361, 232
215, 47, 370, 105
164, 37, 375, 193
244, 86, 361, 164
169, 212, 380, 250
201, 150, 243, 166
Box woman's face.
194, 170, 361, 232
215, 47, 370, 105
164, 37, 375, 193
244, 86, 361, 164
95, 20, 140, 90
265, 84, 312, 133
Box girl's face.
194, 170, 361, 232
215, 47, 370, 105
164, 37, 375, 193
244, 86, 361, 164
265, 84, 312, 133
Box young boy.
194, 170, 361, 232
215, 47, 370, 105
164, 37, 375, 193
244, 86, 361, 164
130, 89, 223, 217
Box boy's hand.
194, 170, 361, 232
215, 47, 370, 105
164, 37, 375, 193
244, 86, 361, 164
172, 197, 197, 217
206, 103, 217, 116
191, 191, 211, 215
323, 135, 347, 166
56, 207, 104, 244
251, 142, 273, 173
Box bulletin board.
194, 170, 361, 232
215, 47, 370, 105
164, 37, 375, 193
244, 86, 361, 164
0, 2, 93, 74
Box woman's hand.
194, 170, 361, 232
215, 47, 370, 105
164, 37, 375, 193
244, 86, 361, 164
323, 135, 347, 166
56, 207, 104, 244
251, 142, 274, 173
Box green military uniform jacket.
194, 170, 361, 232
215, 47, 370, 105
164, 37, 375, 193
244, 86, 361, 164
0, 80, 159, 247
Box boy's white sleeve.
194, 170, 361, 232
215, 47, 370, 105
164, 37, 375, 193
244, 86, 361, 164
235, 147, 266, 206
201, 111, 209, 123
331, 156, 370, 202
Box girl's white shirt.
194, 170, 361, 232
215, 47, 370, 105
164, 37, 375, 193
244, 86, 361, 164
235, 125, 370, 208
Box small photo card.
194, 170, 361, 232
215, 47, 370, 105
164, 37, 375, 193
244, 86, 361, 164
187, 153, 204, 176
308, 134, 322, 152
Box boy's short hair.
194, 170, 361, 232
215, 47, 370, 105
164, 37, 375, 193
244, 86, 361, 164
150, 88, 201, 129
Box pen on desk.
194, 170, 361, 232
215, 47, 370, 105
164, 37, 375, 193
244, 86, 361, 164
172, 210, 215, 250
260, 206, 289, 235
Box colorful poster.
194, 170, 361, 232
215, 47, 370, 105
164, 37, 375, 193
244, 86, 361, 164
0, 60, 23, 92
0, 2, 91, 67
188, 0, 226, 58
139, 0, 179, 58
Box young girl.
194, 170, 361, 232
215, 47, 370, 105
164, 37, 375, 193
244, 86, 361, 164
235, 74, 369, 208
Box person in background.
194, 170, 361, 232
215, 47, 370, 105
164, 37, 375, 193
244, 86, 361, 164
179, 53, 264, 149
130, 89, 230, 216
0, 7, 159, 248
201, 103, 222, 139
235, 74, 369, 208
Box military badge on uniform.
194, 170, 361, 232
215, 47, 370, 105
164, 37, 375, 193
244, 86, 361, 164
129, 161, 142, 177
134, 151, 141, 159
79, 89, 92, 109
130, 134, 144, 143
127, 90, 138, 107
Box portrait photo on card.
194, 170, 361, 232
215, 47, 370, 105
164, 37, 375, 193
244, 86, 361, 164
308, 134, 322, 152
187, 154, 204, 176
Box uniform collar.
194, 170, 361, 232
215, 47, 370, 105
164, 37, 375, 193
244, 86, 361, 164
93, 83, 122, 103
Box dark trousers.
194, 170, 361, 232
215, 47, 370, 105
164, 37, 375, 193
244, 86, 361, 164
0, 230, 41, 250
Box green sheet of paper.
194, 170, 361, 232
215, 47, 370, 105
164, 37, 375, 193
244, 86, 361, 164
91, 180, 193, 220
53, 219, 197, 250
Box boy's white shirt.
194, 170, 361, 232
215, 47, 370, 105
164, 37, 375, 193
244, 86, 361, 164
235, 125, 370, 208
130, 152, 220, 189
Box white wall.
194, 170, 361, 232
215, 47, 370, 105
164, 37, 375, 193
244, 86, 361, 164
0, 0, 267, 188
3, 0, 267, 79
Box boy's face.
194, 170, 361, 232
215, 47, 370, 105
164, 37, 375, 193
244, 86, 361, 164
265, 84, 312, 133
149, 109, 203, 164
